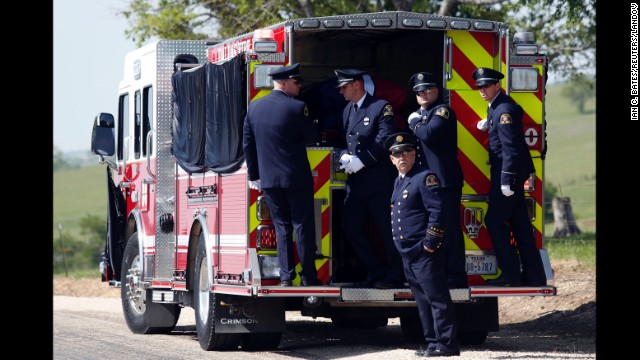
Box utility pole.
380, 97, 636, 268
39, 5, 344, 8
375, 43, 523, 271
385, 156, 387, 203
59, 223, 68, 277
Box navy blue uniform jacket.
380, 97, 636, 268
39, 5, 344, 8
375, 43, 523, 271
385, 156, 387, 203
390, 164, 445, 260
408, 103, 463, 189
487, 92, 535, 186
341, 93, 397, 198
243, 90, 316, 188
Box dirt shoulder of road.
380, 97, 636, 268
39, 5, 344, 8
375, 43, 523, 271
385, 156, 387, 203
53, 259, 596, 335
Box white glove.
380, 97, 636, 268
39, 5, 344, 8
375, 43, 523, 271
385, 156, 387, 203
249, 179, 262, 191
339, 153, 354, 166
477, 118, 489, 131
407, 112, 421, 124
501, 185, 514, 197
344, 156, 365, 174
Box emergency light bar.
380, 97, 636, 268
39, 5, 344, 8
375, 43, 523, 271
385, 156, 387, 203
252, 29, 278, 53
513, 32, 539, 55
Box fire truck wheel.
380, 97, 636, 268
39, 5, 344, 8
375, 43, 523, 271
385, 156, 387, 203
400, 316, 425, 343
241, 332, 283, 350
194, 233, 242, 351
121, 232, 180, 334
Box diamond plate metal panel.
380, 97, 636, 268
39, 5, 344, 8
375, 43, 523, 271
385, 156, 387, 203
155, 40, 208, 279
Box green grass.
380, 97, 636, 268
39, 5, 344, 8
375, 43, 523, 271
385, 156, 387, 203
543, 84, 596, 233
545, 233, 596, 269
53, 164, 107, 241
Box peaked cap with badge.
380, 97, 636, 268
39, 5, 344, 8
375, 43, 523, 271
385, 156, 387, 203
408, 72, 439, 93
385, 132, 418, 152
269, 63, 303, 81
335, 69, 367, 88
471, 67, 504, 88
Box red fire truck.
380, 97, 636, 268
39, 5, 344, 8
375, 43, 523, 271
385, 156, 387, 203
91, 11, 556, 351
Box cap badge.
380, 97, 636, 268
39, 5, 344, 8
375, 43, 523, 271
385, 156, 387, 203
478, 68, 485, 75
417, 73, 424, 80
396, 135, 404, 142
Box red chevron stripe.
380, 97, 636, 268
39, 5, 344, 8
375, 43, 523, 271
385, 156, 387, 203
452, 44, 479, 89
312, 155, 330, 193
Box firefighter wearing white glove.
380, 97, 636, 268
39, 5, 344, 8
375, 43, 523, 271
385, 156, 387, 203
339, 153, 354, 166
407, 112, 421, 125
477, 118, 489, 131
249, 179, 262, 191
500, 185, 514, 197
344, 156, 365, 174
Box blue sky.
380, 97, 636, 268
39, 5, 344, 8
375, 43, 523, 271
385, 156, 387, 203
54, 0, 136, 153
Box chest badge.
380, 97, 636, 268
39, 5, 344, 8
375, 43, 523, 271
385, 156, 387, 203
363, 117, 370, 126
402, 189, 409, 198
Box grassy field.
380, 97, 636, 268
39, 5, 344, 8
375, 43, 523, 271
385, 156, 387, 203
53, 163, 107, 242
543, 85, 596, 234
53, 83, 596, 252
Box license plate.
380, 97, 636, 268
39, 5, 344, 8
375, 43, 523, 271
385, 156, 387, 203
465, 255, 497, 275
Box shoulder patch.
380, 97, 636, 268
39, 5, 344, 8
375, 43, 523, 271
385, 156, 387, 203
499, 113, 512, 124
425, 174, 440, 187
383, 104, 394, 116
304, 104, 309, 117
435, 107, 449, 119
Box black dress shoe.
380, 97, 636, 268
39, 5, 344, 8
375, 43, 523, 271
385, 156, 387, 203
301, 278, 322, 286
485, 277, 521, 287
280, 280, 292, 287
427, 348, 460, 357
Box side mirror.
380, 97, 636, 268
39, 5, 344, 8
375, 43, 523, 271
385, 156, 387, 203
91, 113, 115, 156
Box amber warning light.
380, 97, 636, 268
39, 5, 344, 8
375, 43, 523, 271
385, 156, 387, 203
253, 29, 278, 53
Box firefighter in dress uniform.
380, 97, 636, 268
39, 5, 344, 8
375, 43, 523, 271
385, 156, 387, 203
473, 67, 547, 287
335, 69, 405, 289
242, 63, 321, 287
386, 132, 460, 357
406, 72, 468, 289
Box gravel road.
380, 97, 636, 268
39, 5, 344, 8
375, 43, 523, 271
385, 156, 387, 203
53, 260, 595, 359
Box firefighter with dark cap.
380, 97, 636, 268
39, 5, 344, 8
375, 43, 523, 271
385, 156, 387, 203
242, 63, 321, 287
472, 67, 547, 287
406, 72, 467, 289
385, 132, 460, 357
334, 68, 404, 289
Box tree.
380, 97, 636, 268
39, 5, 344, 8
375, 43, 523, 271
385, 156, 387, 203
54, 146, 70, 172
560, 74, 596, 113
117, 0, 595, 80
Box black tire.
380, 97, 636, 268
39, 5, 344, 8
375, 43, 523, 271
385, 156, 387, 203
121, 232, 180, 334
458, 330, 488, 346
241, 332, 283, 351
194, 233, 242, 351
400, 316, 425, 343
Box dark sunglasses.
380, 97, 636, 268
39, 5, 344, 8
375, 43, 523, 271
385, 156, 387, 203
415, 87, 435, 95
391, 149, 414, 158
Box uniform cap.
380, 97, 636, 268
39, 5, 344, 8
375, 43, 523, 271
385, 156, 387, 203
409, 72, 438, 93
269, 63, 303, 81
385, 132, 418, 152
335, 69, 366, 88
471, 67, 504, 87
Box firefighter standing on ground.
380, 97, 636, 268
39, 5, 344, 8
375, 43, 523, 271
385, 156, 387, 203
406, 72, 467, 289
386, 132, 460, 357
335, 69, 405, 289
473, 67, 547, 287
242, 63, 321, 287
